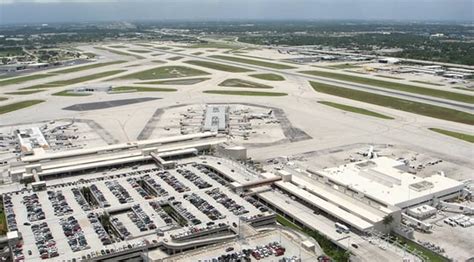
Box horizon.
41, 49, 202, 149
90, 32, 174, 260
0, 0, 473, 25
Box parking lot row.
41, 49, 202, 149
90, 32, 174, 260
59, 216, 90, 252
184, 193, 225, 221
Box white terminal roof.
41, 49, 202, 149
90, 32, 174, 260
203, 105, 227, 132
21, 132, 217, 162
17, 127, 49, 154
316, 157, 464, 208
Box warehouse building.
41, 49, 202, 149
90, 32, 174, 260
311, 157, 464, 209
253, 157, 464, 235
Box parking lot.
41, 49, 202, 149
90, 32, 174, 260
163, 230, 317, 262
414, 211, 474, 261
3, 158, 269, 261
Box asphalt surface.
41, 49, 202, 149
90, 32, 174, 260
63, 97, 160, 111
156, 48, 474, 113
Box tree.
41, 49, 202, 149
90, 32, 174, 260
382, 215, 394, 229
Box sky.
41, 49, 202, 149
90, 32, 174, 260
0, 0, 472, 25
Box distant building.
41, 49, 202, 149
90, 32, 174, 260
378, 57, 400, 64
0, 64, 27, 72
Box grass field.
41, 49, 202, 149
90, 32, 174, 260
203, 90, 287, 96
154, 46, 172, 50
249, 73, 285, 81
0, 74, 53, 87
139, 77, 210, 85
210, 55, 295, 69
318, 101, 394, 119
302, 70, 474, 104
394, 234, 449, 262
429, 128, 474, 143
0, 100, 44, 115
21, 83, 62, 90
168, 56, 183, 61
120, 66, 209, 80
135, 43, 153, 47
236, 54, 275, 61
112, 86, 177, 93
52, 90, 91, 97
309, 81, 474, 125
185, 60, 252, 73
0, 97, 6, 101
48, 70, 126, 86
344, 70, 368, 75
219, 78, 273, 89
329, 63, 360, 69
51, 60, 126, 74
94, 47, 144, 59
410, 80, 444, 86
186, 42, 238, 49
276, 215, 350, 261
109, 45, 127, 48
0, 47, 25, 57
453, 87, 474, 92
0, 199, 7, 235
127, 49, 152, 53
5, 90, 44, 95
192, 52, 204, 55
375, 75, 404, 80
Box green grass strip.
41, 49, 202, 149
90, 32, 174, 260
410, 80, 444, 86
120, 66, 209, 80
318, 101, 394, 119
94, 47, 144, 59
204, 90, 287, 96
52, 90, 91, 97
21, 84, 62, 90
309, 81, 474, 125
302, 70, 474, 104
51, 61, 126, 74
0, 198, 7, 235
0, 74, 52, 87
112, 86, 177, 93
139, 77, 210, 85
453, 87, 474, 92
185, 60, 252, 73
168, 56, 183, 61
0, 100, 44, 115
48, 70, 126, 86
249, 73, 285, 81
127, 49, 152, 53
429, 128, 474, 143
375, 75, 404, 80
210, 55, 295, 69
219, 78, 273, 89
0, 97, 7, 101
276, 215, 349, 261
5, 90, 44, 95
186, 43, 237, 49
393, 234, 449, 262
329, 63, 360, 69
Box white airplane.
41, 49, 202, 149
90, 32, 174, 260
357, 146, 379, 159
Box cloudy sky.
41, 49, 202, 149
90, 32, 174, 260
0, 0, 472, 25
